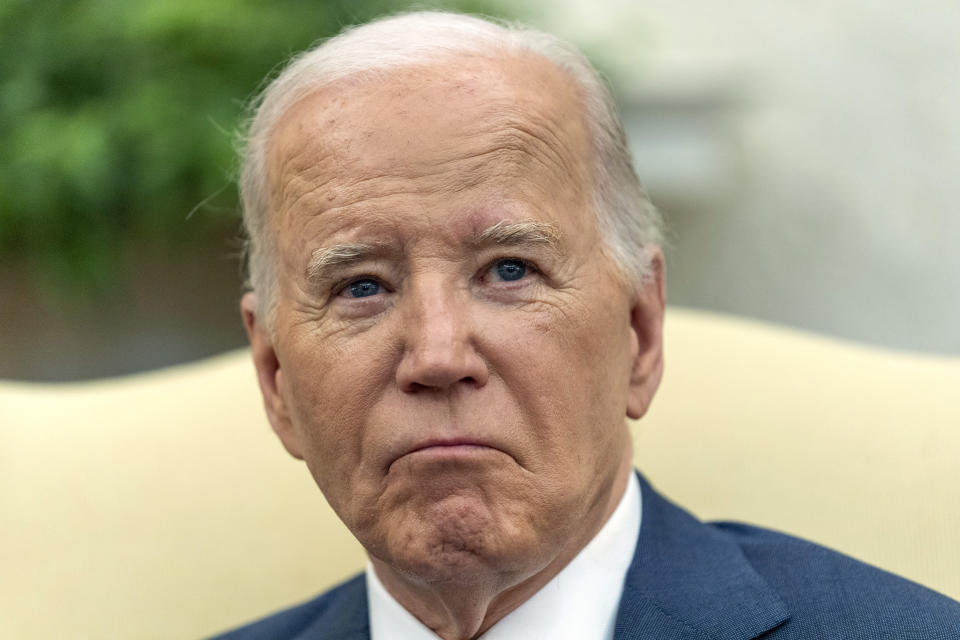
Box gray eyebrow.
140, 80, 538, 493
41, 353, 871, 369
305, 220, 562, 282
472, 220, 563, 251
306, 242, 391, 282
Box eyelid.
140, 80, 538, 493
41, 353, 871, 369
317, 255, 394, 286
326, 254, 547, 296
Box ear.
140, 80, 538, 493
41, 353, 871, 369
625, 248, 666, 420
241, 292, 304, 459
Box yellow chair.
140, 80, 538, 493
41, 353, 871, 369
2, 308, 958, 639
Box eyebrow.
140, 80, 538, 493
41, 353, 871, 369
306, 242, 393, 282
305, 220, 563, 282
471, 220, 563, 252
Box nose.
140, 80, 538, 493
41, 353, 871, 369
395, 278, 489, 393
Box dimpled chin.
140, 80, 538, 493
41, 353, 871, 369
381, 491, 552, 584
362, 459, 570, 583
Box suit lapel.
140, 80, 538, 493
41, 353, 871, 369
614, 474, 790, 640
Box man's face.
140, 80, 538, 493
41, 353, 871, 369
245, 54, 663, 586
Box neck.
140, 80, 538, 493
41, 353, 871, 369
370, 454, 634, 640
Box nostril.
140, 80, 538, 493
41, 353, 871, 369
403, 376, 481, 394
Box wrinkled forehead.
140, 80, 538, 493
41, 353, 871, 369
264, 52, 595, 222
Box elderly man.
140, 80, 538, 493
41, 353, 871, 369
216, 11, 959, 640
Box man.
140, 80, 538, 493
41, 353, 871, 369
216, 11, 960, 640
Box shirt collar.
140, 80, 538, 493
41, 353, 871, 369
367, 472, 641, 640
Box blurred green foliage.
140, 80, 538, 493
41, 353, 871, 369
0, 0, 507, 298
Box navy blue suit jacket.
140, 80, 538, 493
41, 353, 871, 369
213, 473, 960, 639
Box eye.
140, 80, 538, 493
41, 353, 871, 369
491, 258, 528, 282
345, 278, 382, 298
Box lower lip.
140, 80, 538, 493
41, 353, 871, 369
404, 443, 498, 462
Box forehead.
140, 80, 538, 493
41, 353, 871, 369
265, 52, 596, 242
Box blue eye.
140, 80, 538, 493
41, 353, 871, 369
348, 278, 381, 298
495, 259, 527, 282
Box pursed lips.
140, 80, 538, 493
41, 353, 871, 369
387, 438, 504, 473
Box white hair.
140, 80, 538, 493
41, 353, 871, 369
240, 11, 663, 325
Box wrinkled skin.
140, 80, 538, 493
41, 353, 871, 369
243, 52, 665, 640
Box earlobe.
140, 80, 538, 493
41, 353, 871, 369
241, 292, 305, 460
625, 249, 666, 420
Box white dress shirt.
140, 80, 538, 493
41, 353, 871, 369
367, 472, 641, 640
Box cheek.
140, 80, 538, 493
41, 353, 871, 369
483, 298, 633, 466
281, 329, 399, 482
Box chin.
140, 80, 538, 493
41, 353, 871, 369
378, 493, 547, 586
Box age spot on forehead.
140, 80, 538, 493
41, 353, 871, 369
271, 55, 591, 196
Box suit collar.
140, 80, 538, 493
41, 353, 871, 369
614, 473, 790, 640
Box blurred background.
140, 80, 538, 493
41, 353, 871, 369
2, 0, 957, 381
